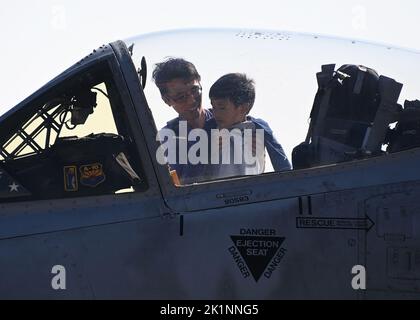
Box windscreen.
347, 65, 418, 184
126, 29, 420, 175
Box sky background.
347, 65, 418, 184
1, 0, 419, 113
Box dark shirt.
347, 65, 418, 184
162, 109, 292, 184
163, 109, 214, 184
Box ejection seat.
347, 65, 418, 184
292, 64, 403, 170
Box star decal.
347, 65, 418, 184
9, 182, 20, 192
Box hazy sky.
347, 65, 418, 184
1, 0, 419, 112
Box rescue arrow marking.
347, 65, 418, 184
296, 216, 374, 232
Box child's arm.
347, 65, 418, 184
248, 116, 292, 171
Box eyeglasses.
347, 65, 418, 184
165, 84, 202, 104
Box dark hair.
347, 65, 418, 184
209, 73, 255, 111
152, 58, 201, 95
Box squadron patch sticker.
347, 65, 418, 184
228, 228, 287, 282
79, 163, 106, 187
64, 166, 78, 192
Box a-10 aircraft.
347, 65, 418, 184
1, 28, 420, 299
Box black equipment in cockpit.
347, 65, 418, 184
386, 99, 420, 153
292, 64, 403, 169
3, 133, 141, 199
69, 88, 97, 126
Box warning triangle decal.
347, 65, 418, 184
230, 236, 285, 282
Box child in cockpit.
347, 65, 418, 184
207, 73, 265, 179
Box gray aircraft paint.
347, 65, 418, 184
0, 30, 419, 299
